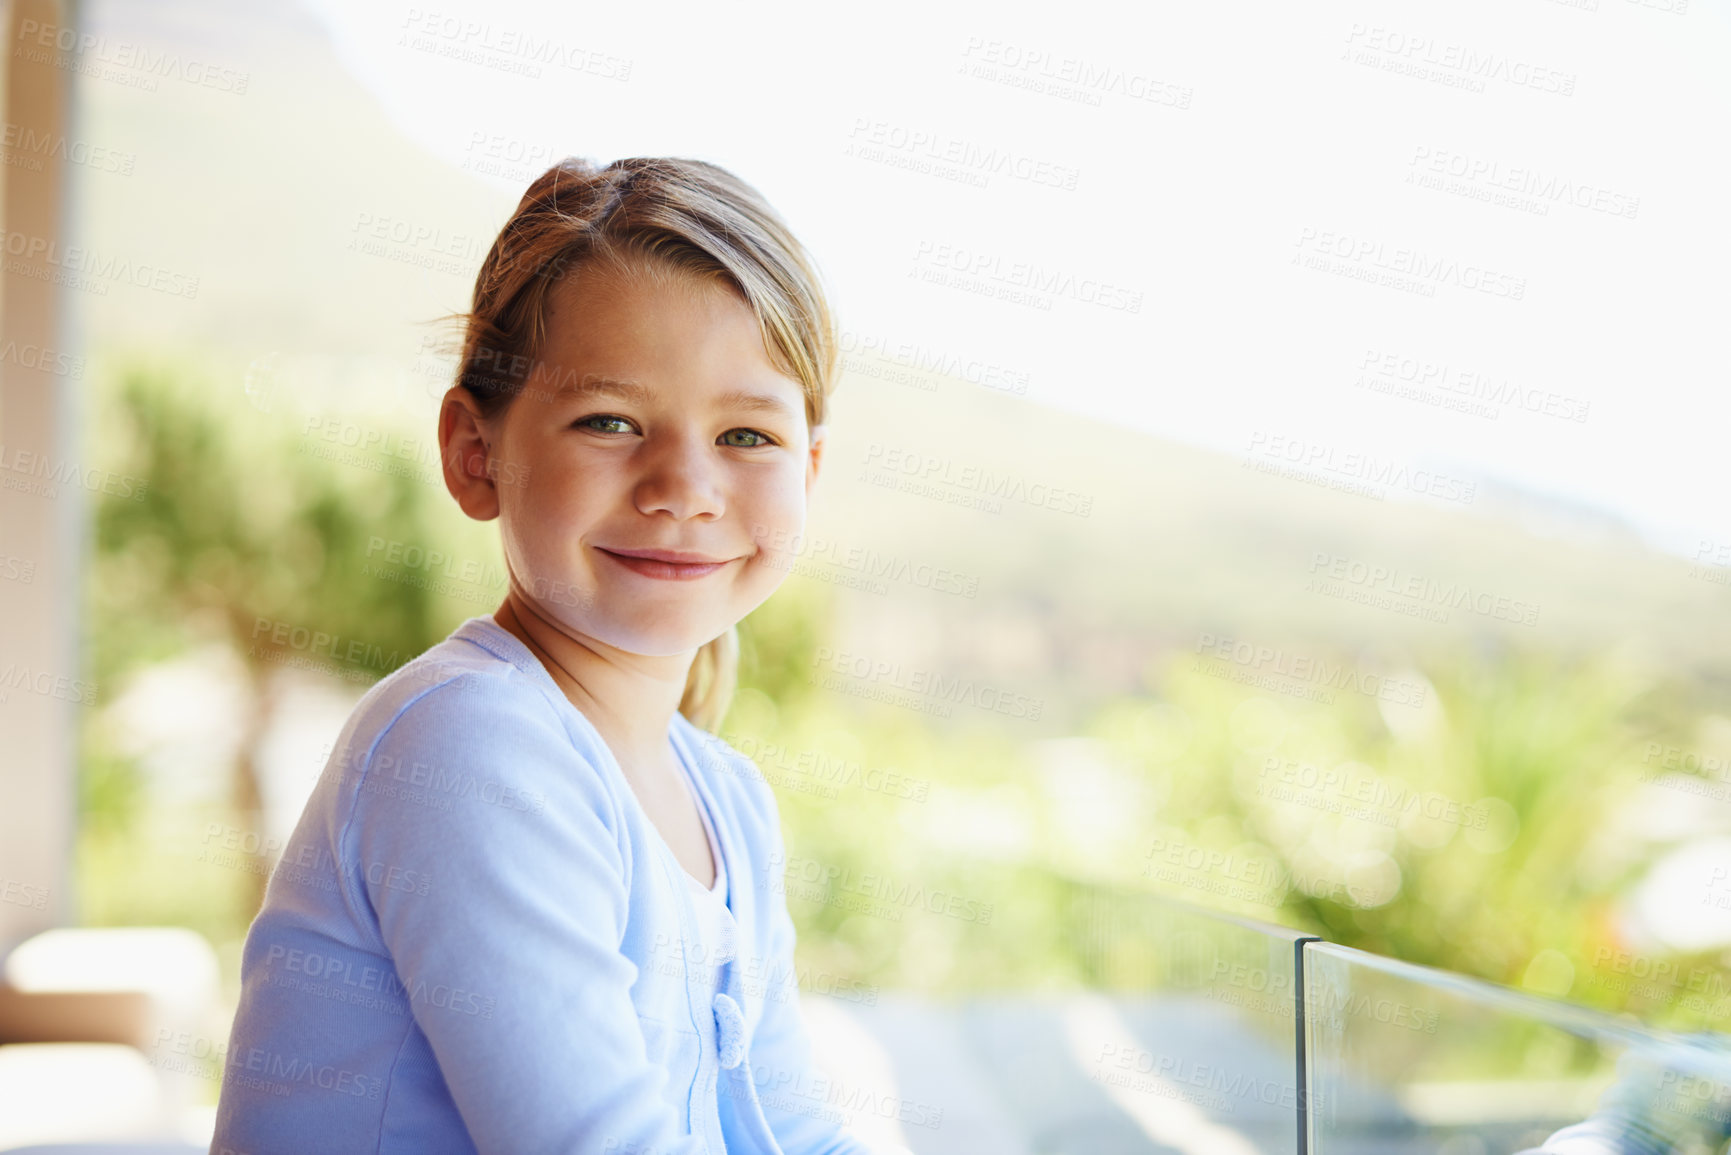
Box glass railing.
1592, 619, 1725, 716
1060, 885, 1316, 1155
832, 883, 1731, 1155
1305, 942, 1731, 1154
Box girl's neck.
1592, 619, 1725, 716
491, 594, 691, 771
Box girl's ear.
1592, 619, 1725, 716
805, 423, 827, 498
439, 387, 502, 521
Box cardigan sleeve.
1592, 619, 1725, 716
343, 671, 706, 1155
743, 777, 882, 1155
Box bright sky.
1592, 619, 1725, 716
299, 0, 1730, 562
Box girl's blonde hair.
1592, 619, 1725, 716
448, 156, 839, 733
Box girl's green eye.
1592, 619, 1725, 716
574, 416, 773, 446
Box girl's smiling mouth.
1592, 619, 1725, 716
596, 545, 741, 581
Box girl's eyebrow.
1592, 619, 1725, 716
554, 375, 651, 406
556, 374, 798, 419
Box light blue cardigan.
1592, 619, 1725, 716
211, 614, 877, 1154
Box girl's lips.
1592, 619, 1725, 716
597, 547, 733, 581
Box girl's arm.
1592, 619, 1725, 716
347, 672, 706, 1155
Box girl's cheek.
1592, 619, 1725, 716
754, 461, 809, 513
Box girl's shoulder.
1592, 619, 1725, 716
323, 615, 612, 804
346, 614, 567, 731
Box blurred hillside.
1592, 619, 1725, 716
68, 0, 1731, 739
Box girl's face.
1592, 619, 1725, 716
478, 263, 822, 657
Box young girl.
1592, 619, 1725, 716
211, 156, 881, 1154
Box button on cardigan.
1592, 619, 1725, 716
210, 614, 878, 1155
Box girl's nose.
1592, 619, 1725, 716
631, 433, 726, 520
